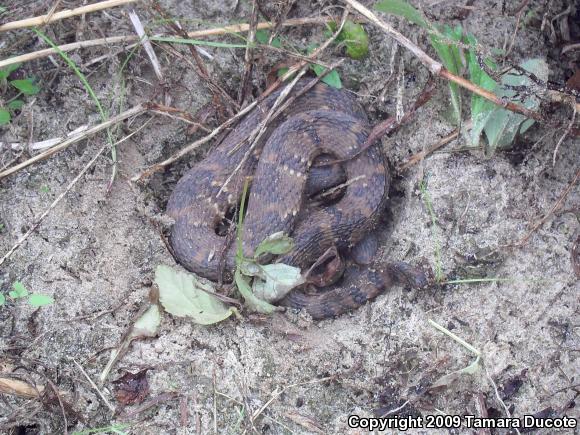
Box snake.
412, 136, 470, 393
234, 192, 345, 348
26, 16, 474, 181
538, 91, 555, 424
166, 79, 427, 319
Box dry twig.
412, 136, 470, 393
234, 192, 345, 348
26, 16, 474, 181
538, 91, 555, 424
0, 0, 136, 32
238, 0, 259, 106
0, 104, 145, 180
0, 17, 335, 69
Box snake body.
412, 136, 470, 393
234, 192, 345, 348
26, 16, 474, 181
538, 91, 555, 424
167, 79, 426, 319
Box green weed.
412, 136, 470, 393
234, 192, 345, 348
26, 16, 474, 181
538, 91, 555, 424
0, 63, 41, 125
375, 0, 547, 153
0, 280, 54, 307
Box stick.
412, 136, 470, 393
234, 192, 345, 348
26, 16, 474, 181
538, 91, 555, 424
0, 104, 145, 180
73, 359, 115, 413
0, 0, 137, 32
0, 17, 334, 69
238, 0, 259, 106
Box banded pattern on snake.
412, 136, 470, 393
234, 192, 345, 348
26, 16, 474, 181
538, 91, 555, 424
167, 79, 427, 319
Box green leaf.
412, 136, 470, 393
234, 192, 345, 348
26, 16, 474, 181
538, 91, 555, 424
311, 64, 342, 89
374, 0, 429, 29
10, 78, 40, 95
0, 62, 22, 80
0, 108, 10, 125
430, 25, 464, 126
235, 269, 279, 314
277, 67, 289, 78
483, 58, 549, 153
0, 294, 5, 306
252, 263, 304, 303
464, 34, 497, 146
7, 99, 24, 111
9, 281, 29, 299
28, 294, 55, 306
335, 21, 369, 60
254, 232, 294, 258
155, 265, 234, 325
255, 30, 282, 48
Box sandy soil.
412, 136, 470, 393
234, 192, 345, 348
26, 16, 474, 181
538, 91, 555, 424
0, 0, 578, 434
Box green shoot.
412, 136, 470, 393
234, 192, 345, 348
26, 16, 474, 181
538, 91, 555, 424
1, 281, 54, 307
0, 62, 40, 125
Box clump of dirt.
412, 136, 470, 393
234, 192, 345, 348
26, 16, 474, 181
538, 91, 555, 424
0, 0, 578, 433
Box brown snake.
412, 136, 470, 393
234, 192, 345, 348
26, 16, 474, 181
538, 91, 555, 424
167, 79, 427, 319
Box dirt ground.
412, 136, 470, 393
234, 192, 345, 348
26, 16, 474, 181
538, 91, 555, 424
0, 0, 578, 434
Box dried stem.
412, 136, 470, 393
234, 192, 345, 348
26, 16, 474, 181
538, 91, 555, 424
0, 17, 335, 70
0, 0, 137, 32
238, 0, 259, 106
0, 104, 145, 180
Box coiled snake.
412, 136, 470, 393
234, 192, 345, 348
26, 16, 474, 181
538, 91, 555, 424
167, 79, 427, 319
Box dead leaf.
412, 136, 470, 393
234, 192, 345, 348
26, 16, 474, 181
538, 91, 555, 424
113, 369, 150, 406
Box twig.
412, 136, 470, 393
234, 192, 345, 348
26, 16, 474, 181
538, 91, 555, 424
46, 379, 68, 435
147, 103, 211, 132
0, 376, 44, 398
0, 104, 145, 180
73, 359, 115, 413
396, 123, 470, 172
552, 104, 576, 166
0, 17, 336, 70
361, 78, 436, 153
511, 169, 580, 248
0, 127, 145, 267
1, 124, 89, 151
118, 392, 179, 419
128, 11, 163, 82
380, 400, 411, 418
238, 0, 259, 106
504, 0, 529, 59
0, 0, 137, 32
342, 0, 580, 130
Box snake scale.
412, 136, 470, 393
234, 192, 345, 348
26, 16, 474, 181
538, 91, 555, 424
167, 79, 427, 319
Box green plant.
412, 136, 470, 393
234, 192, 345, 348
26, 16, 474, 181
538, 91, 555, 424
0, 281, 54, 307
374, 0, 548, 153
0, 63, 41, 125
326, 20, 370, 60
32, 28, 119, 187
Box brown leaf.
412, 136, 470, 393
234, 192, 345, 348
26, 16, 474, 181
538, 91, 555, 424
113, 369, 150, 406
